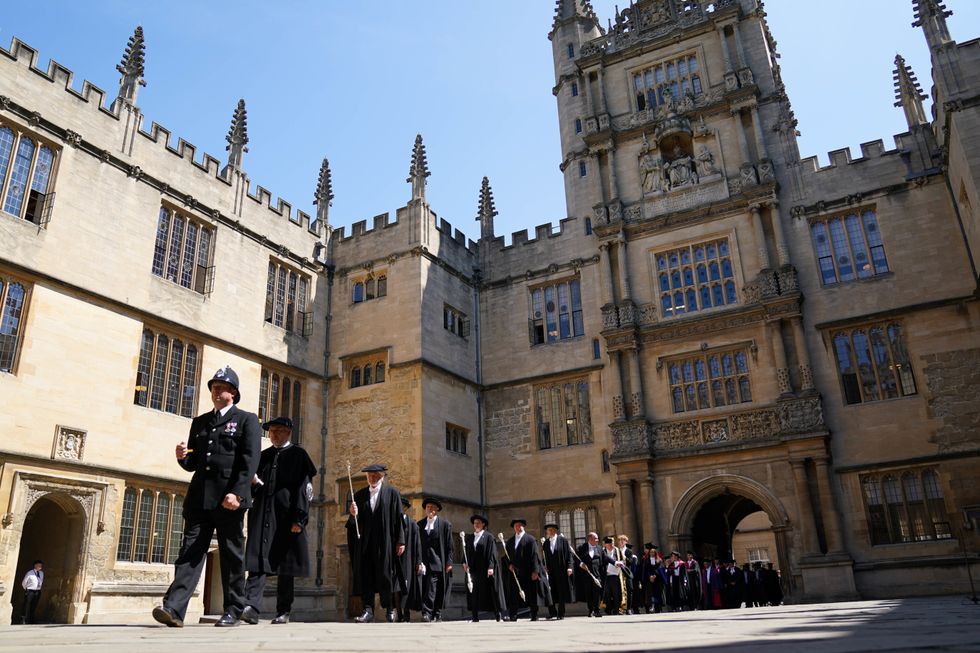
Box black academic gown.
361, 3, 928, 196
575, 542, 605, 605
504, 533, 551, 615
396, 514, 423, 613
345, 481, 405, 608
465, 531, 506, 615
543, 535, 576, 605
417, 515, 454, 613
245, 443, 317, 577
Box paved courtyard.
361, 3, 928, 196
2, 596, 979, 653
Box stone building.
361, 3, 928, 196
0, 0, 978, 624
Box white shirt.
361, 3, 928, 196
589, 545, 597, 559
22, 569, 42, 591
473, 529, 485, 546
215, 404, 233, 417
548, 534, 558, 553
369, 477, 383, 511
605, 548, 619, 576
514, 530, 524, 547
425, 515, 437, 532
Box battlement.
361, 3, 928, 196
0, 35, 318, 236
798, 137, 904, 175
332, 212, 398, 242
493, 216, 582, 251
434, 215, 478, 252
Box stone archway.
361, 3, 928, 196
12, 493, 86, 624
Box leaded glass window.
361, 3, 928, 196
810, 210, 889, 285
833, 323, 916, 405
133, 328, 199, 417
668, 348, 751, 414
0, 277, 27, 373
657, 238, 737, 318
150, 207, 214, 294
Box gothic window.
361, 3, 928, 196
832, 323, 915, 405
445, 423, 468, 455
567, 43, 575, 59
350, 367, 361, 388
657, 238, 737, 318
347, 354, 386, 389
601, 449, 610, 473
585, 217, 592, 235
133, 327, 199, 418
258, 367, 304, 443
352, 272, 387, 304
632, 54, 702, 112
0, 276, 28, 373
529, 278, 584, 345
265, 260, 312, 336
810, 210, 889, 285
542, 505, 596, 547
0, 124, 57, 225
151, 207, 215, 295
592, 338, 601, 359
579, 161, 587, 177
668, 347, 751, 414
571, 82, 579, 97
861, 469, 951, 545
444, 304, 469, 338
116, 487, 185, 563
575, 119, 582, 134
534, 378, 592, 449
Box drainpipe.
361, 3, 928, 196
315, 264, 334, 587
473, 269, 486, 508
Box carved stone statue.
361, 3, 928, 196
665, 145, 697, 190
695, 145, 718, 177
641, 154, 663, 193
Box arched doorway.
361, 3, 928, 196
690, 492, 765, 562
12, 494, 85, 624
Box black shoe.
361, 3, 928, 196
354, 608, 374, 623
214, 612, 240, 627
271, 613, 290, 624
434, 612, 442, 622
421, 612, 432, 622
386, 609, 396, 623
152, 606, 183, 628
471, 612, 480, 622
240, 605, 259, 625
399, 610, 410, 623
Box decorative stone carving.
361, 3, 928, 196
640, 154, 664, 194
701, 419, 730, 443
695, 146, 718, 178
757, 159, 775, 183
665, 146, 698, 191
610, 420, 651, 458
740, 163, 759, 187
584, 117, 598, 134
790, 205, 806, 219
729, 408, 780, 441
618, 301, 637, 327
638, 303, 657, 326
607, 201, 623, 223
799, 364, 815, 391
612, 395, 626, 421
597, 113, 611, 131
0, 95, 10, 110
652, 420, 700, 450
724, 71, 740, 92
776, 367, 793, 395
53, 426, 86, 462
776, 396, 824, 433
738, 67, 755, 86
63, 130, 83, 148
727, 177, 743, 196
593, 204, 608, 226
777, 266, 799, 293
128, 165, 142, 179
630, 393, 643, 418
625, 204, 642, 221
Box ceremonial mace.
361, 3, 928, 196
346, 461, 360, 539
497, 532, 526, 602
565, 535, 602, 588
459, 531, 474, 593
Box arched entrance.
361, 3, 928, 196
690, 492, 765, 562
12, 493, 85, 624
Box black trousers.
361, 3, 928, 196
245, 572, 295, 615
420, 571, 445, 616
23, 590, 40, 624
163, 506, 246, 620
583, 577, 602, 614
603, 575, 624, 614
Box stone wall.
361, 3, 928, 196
923, 347, 980, 453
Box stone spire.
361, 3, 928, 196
912, 0, 953, 50
476, 176, 497, 241
113, 25, 146, 109
893, 54, 929, 128
551, 0, 600, 33
407, 134, 430, 202
225, 99, 249, 172
314, 157, 334, 231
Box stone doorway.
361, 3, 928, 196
690, 492, 766, 563
12, 493, 85, 624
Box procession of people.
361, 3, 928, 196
151, 366, 782, 627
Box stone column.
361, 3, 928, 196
813, 456, 845, 553
638, 479, 660, 548
584, 70, 595, 116
607, 142, 620, 201
771, 319, 792, 395
592, 152, 607, 206
616, 238, 632, 301
732, 108, 751, 162
769, 202, 790, 267
731, 20, 747, 69
599, 242, 617, 305
751, 205, 771, 271
597, 66, 608, 115
617, 479, 639, 544
790, 459, 820, 555
627, 347, 645, 418
717, 26, 733, 72
610, 351, 626, 421
791, 316, 815, 392
750, 105, 769, 160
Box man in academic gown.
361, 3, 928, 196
504, 519, 551, 621
641, 544, 667, 613
463, 514, 506, 622
395, 497, 423, 622
153, 366, 261, 629
346, 464, 406, 623
600, 536, 630, 615
685, 551, 703, 611
417, 497, 453, 622
722, 559, 744, 609
666, 551, 687, 611
542, 523, 575, 619
575, 532, 604, 618
704, 558, 724, 609
764, 562, 783, 606
241, 417, 317, 625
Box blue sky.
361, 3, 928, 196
1, 1, 976, 242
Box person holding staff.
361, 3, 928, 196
417, 497, 453, 622
463, 514, 506, 622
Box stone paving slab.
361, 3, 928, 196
2, 597, 979, 653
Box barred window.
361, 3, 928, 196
633, 53, 702, 112
133, 328, 199, 417
543, 506, 597, 547
151, 207, 214, 294
444, 304, 469, 338
258, 368, 304, 444
0, 125, 56, 224
861, 469, 951, 545
668, 348, 752, 414
530, 278, 584, 345
657, 238, 737, 318
0, 276, 28, 373
832, 323, 916, 405
445, 423, 468, 455
347, 355, 387, 389
811, 210, 888, 285
352, 273, 387, 304
116, 487, 185, 563
265, 260, 311, 336
535, 378, 592, 449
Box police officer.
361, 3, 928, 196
153, 366, 261, 628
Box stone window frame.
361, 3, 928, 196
0, 272, 30, 375
344, 350, 388, 390
151, 204, 216, 296
351, 269, 388, 305
116, 486, 185, 565
579, 160, 587, 177
665, 343, 753, 415
0, 120, 59, 226
528, 276, 585, 346
630, 50, 704, 113
533, 375, 593, 450
860, 467, 951, 546
543, 506, 598, 548
651, 232, 742, 319
808, 207, 889, 286
443, 303, 469, 339
258, 366, 305, 444
575, 118, 583, 134
133, 326, 201, 418
830, 321, 916, 406
445, 422, 469, 456
265, 258, 312, 336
